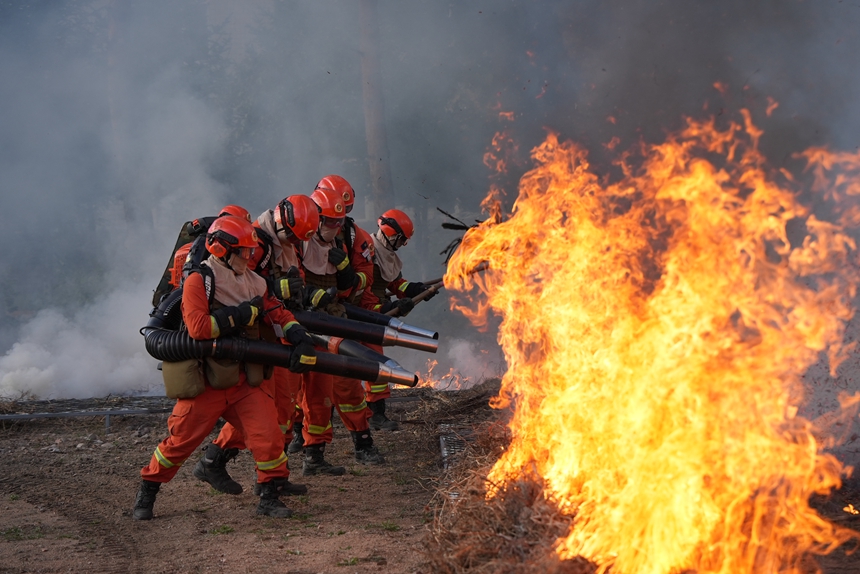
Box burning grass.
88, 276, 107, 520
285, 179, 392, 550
441, 109, 860, 573
423, 383, 597, 573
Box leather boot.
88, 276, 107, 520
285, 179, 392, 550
253, 472, 308, 496
302, 444, 346, 476
286, 422, 304, 454
192, 443, 242, 494
133, 480, 160, 521
256, 481, 292, 518
368, 399, 400, 431
351, 429, 385, 465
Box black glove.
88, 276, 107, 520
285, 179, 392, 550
284, 324, 317, 374
237, 296, 263, 325
276, 276, 304, 301
335, 266, 357, 291
212, 296, 262, 334
403, 282, 429, 298
327, 247, 350, 270
328, 247, 357, 290
382, 298, 414, 317
304, 285, 334, 309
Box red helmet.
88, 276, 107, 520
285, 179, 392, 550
315, 175, 355, 214
311, 187, 346, 220
218, 204, 251, 222
206, 215, 258, 259
378, 209, 414, 247
274, 194, 320, 244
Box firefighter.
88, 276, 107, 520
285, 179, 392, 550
297, 179, 384, 474
133, 215, 318, 520
193, 195, 327, 495
360, 209, 436, 430
167, 205, 252, 291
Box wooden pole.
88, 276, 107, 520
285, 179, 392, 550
359, 0, 394, 218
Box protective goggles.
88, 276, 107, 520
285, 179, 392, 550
233, 246, 256, 260
380, 216, 408, 247
320, 216, 345, 229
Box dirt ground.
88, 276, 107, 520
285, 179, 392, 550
2, 384, 860, 574
0, 391, 446, 574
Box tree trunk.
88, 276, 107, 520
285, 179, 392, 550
359, 0, 394, 218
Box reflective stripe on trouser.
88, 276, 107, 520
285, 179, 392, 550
332, 374, 371, 432
215, 367, 301, 451
141, 382, 289, 483
361, 342, 390, 401
300, 367, 334, 446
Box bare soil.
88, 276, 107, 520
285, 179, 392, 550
0, 390, 447, 574
1, 383, 860, 574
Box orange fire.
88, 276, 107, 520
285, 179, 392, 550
416, 359, 471, 390
445, 111, 860, 573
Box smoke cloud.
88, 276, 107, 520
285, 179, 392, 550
1, 0, 859, 451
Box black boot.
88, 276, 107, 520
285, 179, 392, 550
286, 422, 304, 454
351, 429, 385, 465
133, 480, 160, 521
368, 399, 400, 431
192, 443, 242, 494
270, 476, 308, 496
254, 471, 308, 496
256, 481, 292, 518
302, 444, 346, 476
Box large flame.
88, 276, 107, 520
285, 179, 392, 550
446, 111, 860, 573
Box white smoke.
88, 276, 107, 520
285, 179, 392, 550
0, 283, 160, 400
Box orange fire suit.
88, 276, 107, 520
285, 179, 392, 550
357, 263, 422, 403
214, 215, 305, 452
140, 270, 295, 484
300, 219, 375, 447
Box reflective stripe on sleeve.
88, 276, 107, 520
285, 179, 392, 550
210, 317, 221, 338
356, 272, 368, 290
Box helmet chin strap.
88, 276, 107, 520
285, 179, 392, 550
219, 254, 235, 272
220, 251, 247, 274
381, 231, 400, 252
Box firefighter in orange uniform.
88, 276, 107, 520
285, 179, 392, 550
298, 177, 384, 474
133, 215, 318, 520
359, 209, 436, 430
167, 205, 253, 290
193, 195, 327, 494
